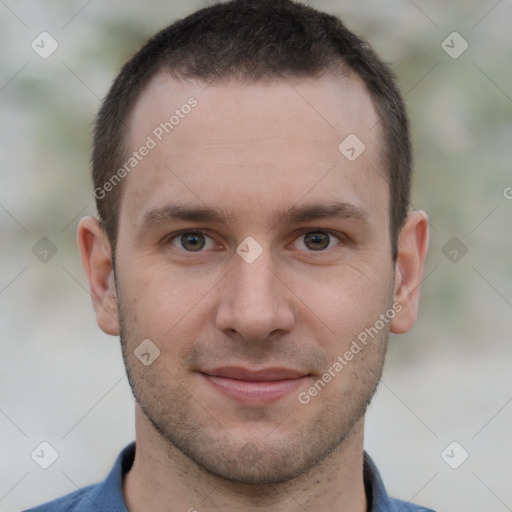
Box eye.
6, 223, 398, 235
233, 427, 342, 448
292, 231, 342, 252
168, 231, 216, 252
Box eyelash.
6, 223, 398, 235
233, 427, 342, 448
163, 229, 347, 254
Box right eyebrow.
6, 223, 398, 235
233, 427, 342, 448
135, 204, 233, 234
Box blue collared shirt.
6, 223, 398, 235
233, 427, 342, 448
23, 442, 435, 511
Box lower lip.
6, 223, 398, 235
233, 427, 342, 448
201, 373, 309, 405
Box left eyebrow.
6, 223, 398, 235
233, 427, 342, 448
276, 201, 370, 226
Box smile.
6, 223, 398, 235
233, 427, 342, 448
199, 367, 311, 405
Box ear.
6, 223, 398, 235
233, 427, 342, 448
77, 216, 120, 336
390, 210, 430, 334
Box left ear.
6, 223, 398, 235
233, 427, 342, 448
390, 210, 430, 334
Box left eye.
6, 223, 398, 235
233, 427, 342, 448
292, 231, 341, 251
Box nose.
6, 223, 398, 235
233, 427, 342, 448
214, 247, 295, 343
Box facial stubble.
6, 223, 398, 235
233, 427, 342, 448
116, 283, 389, 487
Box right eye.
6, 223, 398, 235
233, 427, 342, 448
167, 230, 217, 252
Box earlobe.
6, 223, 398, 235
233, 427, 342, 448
390, 210, 430, 334
77, 216, 120, 336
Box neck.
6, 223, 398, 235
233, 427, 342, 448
123, 405, 368, 512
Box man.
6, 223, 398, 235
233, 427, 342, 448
25, 0, 432, 510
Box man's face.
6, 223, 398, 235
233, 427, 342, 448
115, 71, 394, 484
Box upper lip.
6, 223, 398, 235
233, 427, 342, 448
201, 367, 309, 381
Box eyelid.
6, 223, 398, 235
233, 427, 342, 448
292, 227, 344, 239
288, 228, 346, 251
164, 228, 347, 254
164, 229, 218, 252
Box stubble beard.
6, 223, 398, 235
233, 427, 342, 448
117, 295, 388, 487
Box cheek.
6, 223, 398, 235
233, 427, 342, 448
116, 259, 217, 346
116, 238, 393, 346
307, 294, 390, 356
292, 257, 393, 339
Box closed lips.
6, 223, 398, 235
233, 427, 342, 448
200, 367, 309, 381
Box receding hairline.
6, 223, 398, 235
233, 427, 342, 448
92, 0, 411, 263
121, 60, 383, 162
113, 67, 389, 246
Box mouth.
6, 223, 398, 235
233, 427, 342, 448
198, 367, 312, 405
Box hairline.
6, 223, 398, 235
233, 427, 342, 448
107, 65, 393, 255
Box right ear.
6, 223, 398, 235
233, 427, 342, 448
77, 216, 120, 335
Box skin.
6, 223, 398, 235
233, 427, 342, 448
78, 70, 429, 512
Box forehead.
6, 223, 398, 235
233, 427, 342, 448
120, 71, 387, 231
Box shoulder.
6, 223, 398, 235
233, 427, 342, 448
363, 451, 436, 512
21, 442, 135, 512
388, 497, 436, 511
21, 484, 99, 512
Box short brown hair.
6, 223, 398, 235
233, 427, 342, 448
92, 0, 411, 260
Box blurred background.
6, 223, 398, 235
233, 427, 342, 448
1, 1, 511, 510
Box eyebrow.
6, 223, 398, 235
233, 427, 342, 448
137, 204, 233, 233
136, 200, 370, 235
278, 201, 369, 225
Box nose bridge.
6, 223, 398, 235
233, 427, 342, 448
215, 245, 294, 341
236, 251, 276, 307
